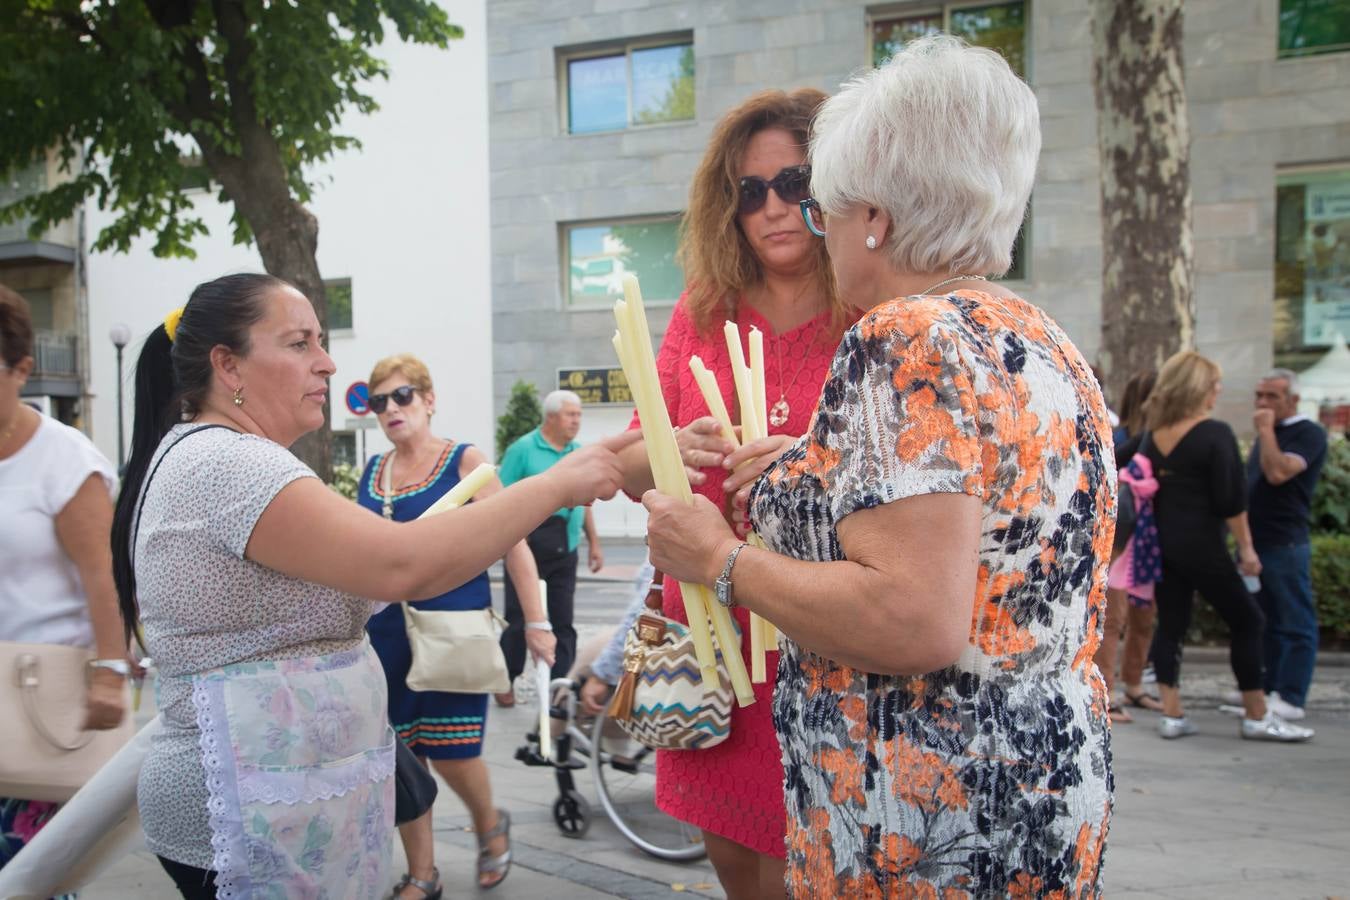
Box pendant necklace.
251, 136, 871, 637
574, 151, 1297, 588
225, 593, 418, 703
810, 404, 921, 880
768, 322, 820, 428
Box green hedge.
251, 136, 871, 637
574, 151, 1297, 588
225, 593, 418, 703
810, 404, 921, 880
1190, 532, 1350, 647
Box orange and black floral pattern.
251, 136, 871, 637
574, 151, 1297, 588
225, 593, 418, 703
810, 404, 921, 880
750, 291, 1115, 898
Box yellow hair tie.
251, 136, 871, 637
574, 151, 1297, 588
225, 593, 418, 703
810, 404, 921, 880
163, 307, 184, 343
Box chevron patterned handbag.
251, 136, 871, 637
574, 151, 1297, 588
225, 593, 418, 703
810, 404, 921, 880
606, 613, 733, 751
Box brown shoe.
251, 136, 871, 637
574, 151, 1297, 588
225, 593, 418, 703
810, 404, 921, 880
493, 691, 516, 708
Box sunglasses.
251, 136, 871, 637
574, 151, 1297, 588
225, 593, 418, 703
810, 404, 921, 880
369, 385, 417, 414
737, 165, 812, 215
799, 198, 826, 237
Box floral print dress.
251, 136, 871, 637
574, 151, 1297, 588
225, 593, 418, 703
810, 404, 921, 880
749, 291, 1115, 898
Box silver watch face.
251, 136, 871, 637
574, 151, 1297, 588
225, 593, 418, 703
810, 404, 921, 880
714, 578, 732, 607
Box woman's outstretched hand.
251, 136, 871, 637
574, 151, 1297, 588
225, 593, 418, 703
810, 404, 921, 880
547, 430, 644, 508
642, 491, 738, 587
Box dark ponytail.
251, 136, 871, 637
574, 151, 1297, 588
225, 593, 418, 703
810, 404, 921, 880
110, 273, 288, 642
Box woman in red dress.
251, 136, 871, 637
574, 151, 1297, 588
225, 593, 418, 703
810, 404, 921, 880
618, 89, 850, 899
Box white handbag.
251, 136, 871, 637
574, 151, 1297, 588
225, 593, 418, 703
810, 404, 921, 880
0, 641, 134, 802
401, 604, 511, 694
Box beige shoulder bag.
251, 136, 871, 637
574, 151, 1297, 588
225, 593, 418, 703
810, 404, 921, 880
385, 451, 512, 694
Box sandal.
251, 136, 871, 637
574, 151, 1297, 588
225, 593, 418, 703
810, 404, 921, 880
1124, 689, 1164, 712
1108, 701, 1134, 724
477, 808, 512, 890
392, 866, 442, 900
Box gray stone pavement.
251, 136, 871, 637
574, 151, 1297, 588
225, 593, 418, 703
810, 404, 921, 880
79, 542, 1350, 897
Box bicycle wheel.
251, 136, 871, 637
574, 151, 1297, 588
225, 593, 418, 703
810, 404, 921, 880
590, 707, 706, 861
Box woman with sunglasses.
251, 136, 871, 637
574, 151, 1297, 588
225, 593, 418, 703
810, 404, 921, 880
355, 354, 553, 896
615, 88, 851, 900
110, 275, 634, 898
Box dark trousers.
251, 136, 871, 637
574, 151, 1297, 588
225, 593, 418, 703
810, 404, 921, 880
1150, 551, 1266, 691
1257, 541, 1318, 707
158, 856, 217, 899
502, 516, 578, 682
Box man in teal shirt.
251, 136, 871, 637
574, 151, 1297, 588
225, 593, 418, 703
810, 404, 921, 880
497, 390, 602, 697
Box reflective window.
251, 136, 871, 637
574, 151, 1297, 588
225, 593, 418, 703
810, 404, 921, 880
325, 277, 353, 332
1275, 168, 1350, 367
1279, 0, 1350, 58
565, 39, 694, 134
564, 216, 684, 307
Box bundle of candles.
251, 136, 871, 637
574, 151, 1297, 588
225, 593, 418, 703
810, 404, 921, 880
688, 323, 779, 684
611, 274, 756, 708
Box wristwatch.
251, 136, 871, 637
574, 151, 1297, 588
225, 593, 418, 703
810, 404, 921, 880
88, 659, 130, 677
714, 542, 749, 609
525, 621, 553, 632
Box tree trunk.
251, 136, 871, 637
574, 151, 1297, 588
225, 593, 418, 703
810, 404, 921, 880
1090, 0, 1193, 405
179, 0, 333, 481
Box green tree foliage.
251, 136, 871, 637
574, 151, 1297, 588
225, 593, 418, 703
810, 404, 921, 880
0, 0, 461, 478
496, 380, 542, 462
1311, 438, 1350, 534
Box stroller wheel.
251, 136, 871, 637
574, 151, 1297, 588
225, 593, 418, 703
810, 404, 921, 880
553, 789, 591, 838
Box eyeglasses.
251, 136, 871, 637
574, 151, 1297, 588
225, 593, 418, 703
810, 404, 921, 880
799, 198, 826, 237
369, 385, 417, 414
737, 165, 812, 215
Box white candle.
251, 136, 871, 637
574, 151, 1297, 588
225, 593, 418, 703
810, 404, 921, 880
688, 356, 739, 447
748, 327, 768, 442
418, 463, 497, 518
616, 278, 755, 706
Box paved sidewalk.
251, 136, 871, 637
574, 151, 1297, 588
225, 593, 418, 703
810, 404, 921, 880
75, 555, 1350, 898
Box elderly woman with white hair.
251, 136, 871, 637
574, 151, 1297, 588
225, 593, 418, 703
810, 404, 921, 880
644, 36, 1114, 895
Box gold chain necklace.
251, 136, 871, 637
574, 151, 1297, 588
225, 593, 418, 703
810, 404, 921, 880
918, 274, 987, 295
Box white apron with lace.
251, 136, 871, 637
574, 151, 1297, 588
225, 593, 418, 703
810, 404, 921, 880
187, 640, 395, 898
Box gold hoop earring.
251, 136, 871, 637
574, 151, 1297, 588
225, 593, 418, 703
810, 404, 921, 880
233, 387, 244, 407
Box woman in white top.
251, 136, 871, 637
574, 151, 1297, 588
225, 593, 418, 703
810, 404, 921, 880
0, 285, 127, 873
108, 273, 635, 898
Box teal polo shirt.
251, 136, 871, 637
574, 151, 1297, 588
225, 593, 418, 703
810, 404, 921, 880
498, 427, 586, 552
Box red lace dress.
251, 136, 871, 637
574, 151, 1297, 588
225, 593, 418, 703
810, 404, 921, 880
629, 293, 841, 857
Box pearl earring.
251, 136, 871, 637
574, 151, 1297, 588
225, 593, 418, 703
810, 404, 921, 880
866, 235, 877, 250
233, 387, 244, 407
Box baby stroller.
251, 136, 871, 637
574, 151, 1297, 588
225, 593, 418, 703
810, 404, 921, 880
515, 630, 705, 861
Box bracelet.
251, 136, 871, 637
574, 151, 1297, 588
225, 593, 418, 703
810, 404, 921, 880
88, 659, 130, 677
525, 621, 553, 632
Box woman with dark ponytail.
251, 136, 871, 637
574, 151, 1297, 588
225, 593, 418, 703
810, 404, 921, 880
112, 273, 638, 898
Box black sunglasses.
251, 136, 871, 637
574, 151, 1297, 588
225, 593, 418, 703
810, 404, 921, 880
369, 385, 417, 414
737, 165, 812, 215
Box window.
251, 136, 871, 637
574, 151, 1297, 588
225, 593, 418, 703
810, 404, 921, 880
563, 37, 694, 134
1274, 167, 1350, 368
325, 277, 353, 332
1279, 0, 1350, 59
871, 2, 1026, 76
332, 430, 358, 469
20, 288, 54, 331
563, 215, 685, 308
869, 2, 1029, 279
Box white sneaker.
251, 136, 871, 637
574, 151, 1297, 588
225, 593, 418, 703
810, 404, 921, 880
1241, 713, 1314, 742
1221, 688, 1243, 706
1265, 693, 1306, 721
1158, 716, 1197, 739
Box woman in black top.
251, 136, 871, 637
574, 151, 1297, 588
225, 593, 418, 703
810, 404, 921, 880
1135, 351, 1311, 742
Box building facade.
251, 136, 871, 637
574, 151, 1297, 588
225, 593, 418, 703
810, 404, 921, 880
0, 149, 89, 427
487, 0, 1350, 535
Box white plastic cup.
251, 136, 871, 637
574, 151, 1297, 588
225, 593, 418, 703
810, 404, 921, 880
1242, 574, 1261, 593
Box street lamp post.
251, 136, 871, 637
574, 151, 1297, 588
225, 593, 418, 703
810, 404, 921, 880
109, 323, 131, 471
